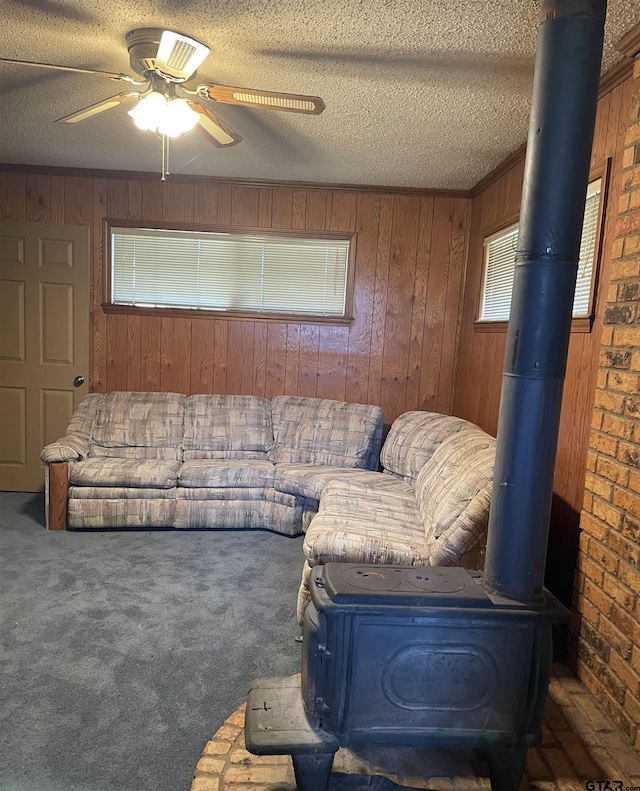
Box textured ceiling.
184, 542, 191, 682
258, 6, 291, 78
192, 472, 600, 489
0, 1, 639, 190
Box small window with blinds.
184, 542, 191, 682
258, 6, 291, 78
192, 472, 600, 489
107, 225, 353, 321
478, 177, 603, 325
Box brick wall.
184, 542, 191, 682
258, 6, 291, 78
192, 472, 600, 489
573, 56, 640, 750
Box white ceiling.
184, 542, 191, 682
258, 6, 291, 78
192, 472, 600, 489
0, 1, 638, 190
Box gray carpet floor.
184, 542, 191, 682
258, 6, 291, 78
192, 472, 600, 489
0, 492, 304, 791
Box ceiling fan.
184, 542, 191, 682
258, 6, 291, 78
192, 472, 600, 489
0, 28, 326, 177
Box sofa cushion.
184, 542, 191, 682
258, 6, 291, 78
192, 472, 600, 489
415, 427, 496, 566
175, 487, 267, 501
89, 392, 186, 460
183, 395, 272, 460
69, 486, 176, 499
268, 396, 384, 468
70, 458, 180, 489
274, 463, 388, 501
303, 477, 429, 565
381, 411, 475, 484
179, 460, 275, 488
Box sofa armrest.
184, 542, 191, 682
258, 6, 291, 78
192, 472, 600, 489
41, 435, 88, 464
40, 392, 103, 464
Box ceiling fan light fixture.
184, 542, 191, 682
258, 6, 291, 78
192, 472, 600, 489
161, 97, 199, 137
156, 31, 210, 80
128, 91, 167, 131
128, 92, 199, 137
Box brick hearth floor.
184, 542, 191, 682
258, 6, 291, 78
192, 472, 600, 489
191, 665, 640, 791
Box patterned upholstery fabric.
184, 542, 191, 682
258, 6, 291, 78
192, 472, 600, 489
380, 411, 474, 484
303, 477, 429, 565
179, 460, 275, 488
295, 412, 496, 623
69, 486, 176, 499
268, 396, 384, 469
89, 392, 186, 460
174, 490, 302, 535
415, 428, 496, 566
263, 489, 304, 536
182, 449, 268, 461
301, 498, 319, 533
43, 391, 390, 538
70, 458, 180, 489
175, 487, 267, 501
175, 500, 265, 530
274, 464, 387, 501
183, 395, 272, 460
40, 394, 103, 463
68, 498, 176, 529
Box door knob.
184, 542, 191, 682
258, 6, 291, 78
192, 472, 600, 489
73, 376, 85, 388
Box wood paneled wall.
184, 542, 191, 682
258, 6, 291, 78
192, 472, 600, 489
0, 79, 632, 605
452, 75, 636, 604
0, 170, 470, 425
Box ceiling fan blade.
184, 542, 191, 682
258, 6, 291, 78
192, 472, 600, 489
56, 93, 140, 124
203, 84, 325, 115
190, 103, 242, 147
0, 56, 135, 82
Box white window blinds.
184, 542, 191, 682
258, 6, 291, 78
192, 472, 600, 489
111, 227, 350, 317
480, 223, 519, 322
479, 177, 602, 322
574, 178, 602, 316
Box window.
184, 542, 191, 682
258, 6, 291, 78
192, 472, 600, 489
478, 176, 603, 326
107, 224, 352, 321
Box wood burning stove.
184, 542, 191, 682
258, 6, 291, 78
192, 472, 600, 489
301, 565, 566, 750
247, 564, 568, 791
244, 2, 606, 789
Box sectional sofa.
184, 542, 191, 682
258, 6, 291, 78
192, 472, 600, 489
41, 391, 383, 534
41, 391, 496, 622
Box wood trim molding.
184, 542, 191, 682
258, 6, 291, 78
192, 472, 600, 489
598, 58, 634, 99
102, 303, 354, 325
473, 316, 593, 334
6, 25, 639, 206
48, 462, 68, 531
470, 53, 635, 199
0, 162, 470, 199
470, 144, 527, 198
107, 217, 356, 240
103, 218, 357, 326
617, 22, 640, 58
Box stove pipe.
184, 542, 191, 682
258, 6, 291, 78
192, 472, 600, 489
483, 0, 606, 604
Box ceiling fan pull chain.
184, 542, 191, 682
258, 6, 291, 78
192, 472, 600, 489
161, 133, 169, 180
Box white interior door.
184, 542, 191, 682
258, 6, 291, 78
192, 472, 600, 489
0, 220, 90, 491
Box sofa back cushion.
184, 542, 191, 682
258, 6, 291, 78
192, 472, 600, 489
381, 411, 476, 484
66, 393, 104, 445
267, 396, 384, 469
183, 395, 272, 460
89, 392, 186, 460
414, 426, 496, 566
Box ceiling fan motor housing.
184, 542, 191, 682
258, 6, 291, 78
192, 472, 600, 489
126, 28, 163, 77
